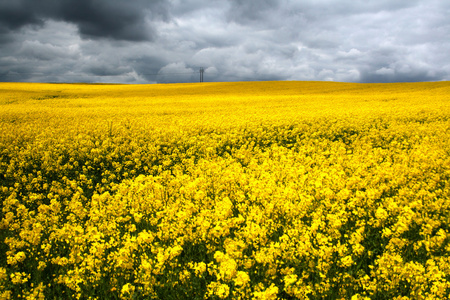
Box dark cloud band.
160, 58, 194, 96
0, 0, 169, 41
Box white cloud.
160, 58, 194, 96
375, 67, 395, 76
157, 62, 196, 83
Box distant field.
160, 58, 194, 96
1, 81, 450, 299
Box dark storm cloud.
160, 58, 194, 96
58, 0, 170, 41
0, 0, 169, 41
0, 0, 449, 83
0, 1, 41, 31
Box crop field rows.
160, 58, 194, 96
1, 81, 450, 299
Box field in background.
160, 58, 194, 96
1, 81, 450, 299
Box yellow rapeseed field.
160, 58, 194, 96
1, 81, 450, 299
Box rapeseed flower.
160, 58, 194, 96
1, 81, 450, 299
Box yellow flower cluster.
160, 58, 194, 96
1, 81, 450, 299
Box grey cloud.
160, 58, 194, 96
286, 0, 422, 17
18, 40, 80, 61
83, 62, 133, 77
0, 0, 449, 83
227, 0, 280, 24
360, 68, 441, 84
358, 45, 447, 83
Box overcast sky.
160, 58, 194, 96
0, 0, 449, 83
